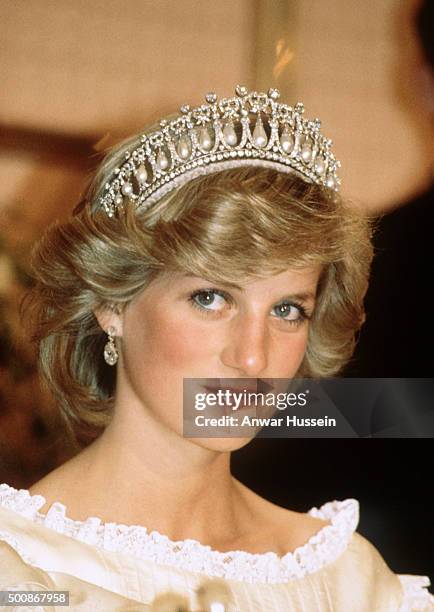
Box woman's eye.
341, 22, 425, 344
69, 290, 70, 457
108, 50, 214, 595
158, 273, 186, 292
190, 289, 228, 312
189, 290, 309, 325
272, 302, 307, 324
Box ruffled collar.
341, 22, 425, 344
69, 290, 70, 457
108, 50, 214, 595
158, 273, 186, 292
0, 483, 359, 584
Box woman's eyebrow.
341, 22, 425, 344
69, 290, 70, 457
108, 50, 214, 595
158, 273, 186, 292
182, 273, 242, 291
277, 291, 316, 303
181, 274, 316, 302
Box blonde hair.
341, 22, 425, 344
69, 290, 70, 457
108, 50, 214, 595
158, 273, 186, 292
23, 136, 373, 440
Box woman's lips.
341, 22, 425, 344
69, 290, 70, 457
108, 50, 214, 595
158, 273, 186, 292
203, 385, 256, 394
202, 379, 274, 394
200, 380, 276, 418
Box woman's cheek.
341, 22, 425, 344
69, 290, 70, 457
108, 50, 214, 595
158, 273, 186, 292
126, 305, 209, 370
278, 328, 309, 377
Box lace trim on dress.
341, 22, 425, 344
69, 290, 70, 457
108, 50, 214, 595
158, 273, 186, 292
398, 575, 434, 611
0, 484, 360, 584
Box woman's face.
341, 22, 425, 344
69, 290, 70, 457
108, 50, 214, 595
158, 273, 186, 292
110, 266, 321, 451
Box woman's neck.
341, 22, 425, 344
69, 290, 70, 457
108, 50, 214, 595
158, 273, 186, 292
30, 400, 255, 549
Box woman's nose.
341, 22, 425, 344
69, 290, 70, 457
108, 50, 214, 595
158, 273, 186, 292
220, 313, 269, 377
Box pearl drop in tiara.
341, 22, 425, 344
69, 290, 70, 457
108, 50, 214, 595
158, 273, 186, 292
98, 85, 341, 217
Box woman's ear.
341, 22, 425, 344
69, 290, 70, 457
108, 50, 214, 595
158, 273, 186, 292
93, 304, 123, 337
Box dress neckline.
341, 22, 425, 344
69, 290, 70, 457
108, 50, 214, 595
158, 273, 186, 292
0, 483, 359, 584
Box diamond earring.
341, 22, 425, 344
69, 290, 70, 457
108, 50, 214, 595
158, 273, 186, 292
103, 326, 118, 366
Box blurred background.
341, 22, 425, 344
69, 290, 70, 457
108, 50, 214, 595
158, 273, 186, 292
0, 0, 432, 582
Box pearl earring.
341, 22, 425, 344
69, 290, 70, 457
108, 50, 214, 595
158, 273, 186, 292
103, 326, 118, 366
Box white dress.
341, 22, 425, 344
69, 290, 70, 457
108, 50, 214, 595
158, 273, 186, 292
0, 484, 432, 611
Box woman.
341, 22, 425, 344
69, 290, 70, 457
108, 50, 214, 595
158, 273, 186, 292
0, 86, 432, 611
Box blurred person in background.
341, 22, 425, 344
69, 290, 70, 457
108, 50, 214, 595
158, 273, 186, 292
345, 0, 434, 377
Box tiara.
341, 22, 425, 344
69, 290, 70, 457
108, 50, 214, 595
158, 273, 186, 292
98, 85, 341, 217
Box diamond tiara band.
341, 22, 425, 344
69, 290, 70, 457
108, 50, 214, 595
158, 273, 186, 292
98, 84, 341, 217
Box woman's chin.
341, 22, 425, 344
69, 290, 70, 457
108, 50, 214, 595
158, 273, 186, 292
189, 435, 256, 453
